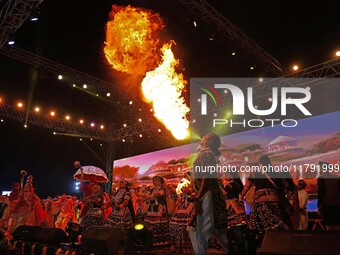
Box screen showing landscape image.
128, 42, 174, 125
114, 110, 340, 210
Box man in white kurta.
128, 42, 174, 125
297, 179, 309, 230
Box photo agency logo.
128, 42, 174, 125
192, 79, 312, 129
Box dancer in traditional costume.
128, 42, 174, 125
80, 184, 104, 232
169, 173, 195, 254
189, 133, 229, 255
144, 176, 170, 247
106, 180, 134, 233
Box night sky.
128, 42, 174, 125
0, 0, 339, 197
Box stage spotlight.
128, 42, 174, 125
58, 75, 63, 80
72, 84, 76, 87
24, 124, 28, 128
139, 134, 143, 137
122, 139, 126, 142
123, 123, 127, 127
83, 84, 87, 89
193, 21, 197, 27
100, 125, 104, 129
30, 8, 40, 21
157, 129, 161, 132
106, 92, 111, 97
259, 77, 263, 82
17, 102, 23, 108
50, 111, 55, 116
293, 65, 299, 71
231, 52, 236, 56
79, 119, 84, 124
34, 107, 40, 112
129, 101, 133, 105
65, 115, 70, 120
7, 36, 15, 45
90, 123, 95, 127
134, 223, 144, 231
125, 225, 153, 253
138, 118, 142, 122
250, 66, 254, 70
336, 51, 340, 57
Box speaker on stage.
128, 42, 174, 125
81, 226, 127, 255
125, 227, 153, 253
259, 229, 340, 255
12, 225, 42, 242
34, 227, 68, 245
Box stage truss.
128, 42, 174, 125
177, 0, 284, 75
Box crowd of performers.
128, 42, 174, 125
1, 133, 340, 255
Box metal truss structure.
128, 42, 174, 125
0, 103, 108, 140
1, 45, 134, 102
177, 0, 284, 75
192, 58, 340, 117
0, 0, 41, 49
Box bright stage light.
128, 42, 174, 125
17, 102, 23, 108
231, 52, 236, 56
79, 119, 84, 124
250, 66, 254, 70
65, 115, 70, 120
58, 75, 63, 80
157, 129, 161, 132
83, 84, 87, 89
96, 94, 99, 97
1, 119, 4, 122
72, 84, 76, 87
106, 92, 111, 97
193, 21, 197, 27
336, 51, 340, 57
24, 124, 27, 128
122, 139, 126, 142
293, 65, 299, 71
129, 101, 133, 105
90, 123, 95, 127
34, 107, 40, 112
100, 125, 104, 129
138, 118, 142, 122
53, 132, 56, 135
80, 138, 82, 141
259, 77, 263, 82
50, 111, 55, 116
134, 223, 144, 230
8, 40, 15, 45
123, 124, 127, 127
139, 134, 143, 137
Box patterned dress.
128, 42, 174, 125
80, 194, 104, 232
144, 185, 170, 247
247, 176, 290, 232
106, 189, 133, 233
169, 195, 194, 254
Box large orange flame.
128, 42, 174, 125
104, 5, 164, 75
142, 43, 189, 140
104, 5, 189, 140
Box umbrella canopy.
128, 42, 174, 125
73, 166, 109, 183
